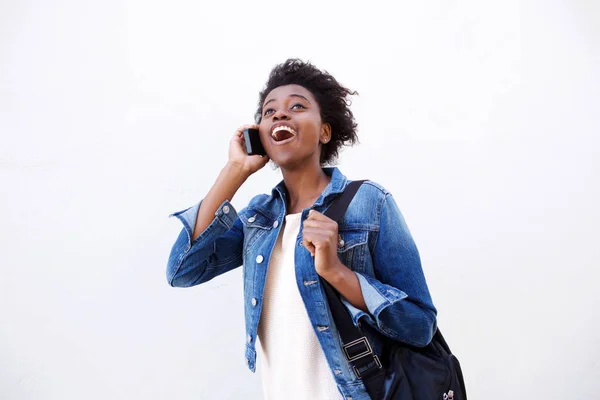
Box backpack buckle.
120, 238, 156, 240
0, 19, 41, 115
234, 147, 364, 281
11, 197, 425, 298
342, 337, 373, 361
352, 354, 382, 379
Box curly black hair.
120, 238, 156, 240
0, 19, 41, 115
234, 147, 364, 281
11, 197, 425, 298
255, 58, 359, 166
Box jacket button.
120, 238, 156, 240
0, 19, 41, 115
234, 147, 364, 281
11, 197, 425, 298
223, 205, 230, 214
247, 335, 252, 343
338, 234, 345, 248
251, 298, 257, 306
256, 255, 264, 263
248, 216, 256, 223
273, 220, 279, 228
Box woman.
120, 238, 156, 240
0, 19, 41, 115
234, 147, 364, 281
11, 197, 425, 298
166, 59, 437, 400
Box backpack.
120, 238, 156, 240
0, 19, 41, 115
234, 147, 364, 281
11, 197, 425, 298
322, 180, 467, 400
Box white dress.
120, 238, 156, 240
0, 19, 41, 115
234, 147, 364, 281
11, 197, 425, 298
256, 212, 342, 400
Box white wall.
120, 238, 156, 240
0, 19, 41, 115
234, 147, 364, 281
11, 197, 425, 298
1, 0, 599, 399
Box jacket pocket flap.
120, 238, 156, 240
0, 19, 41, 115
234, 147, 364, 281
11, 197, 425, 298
240, 210, 273, 230
337, 230, 368, 252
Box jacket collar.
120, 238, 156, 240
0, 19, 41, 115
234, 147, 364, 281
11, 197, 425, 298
272, 166, 349, 209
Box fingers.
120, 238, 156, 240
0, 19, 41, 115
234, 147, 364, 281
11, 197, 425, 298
303, 211, 338, 243
303, 213, 337, 232
306, 209, 334, 222
301, 229, 318, 256
302, 227, 336, 243
303, 239, 315, 256
235, 124, 260, 137
302, 227, 337, 257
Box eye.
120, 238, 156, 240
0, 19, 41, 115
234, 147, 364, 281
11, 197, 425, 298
291, 103, 306, 110
263, 108, 274, 116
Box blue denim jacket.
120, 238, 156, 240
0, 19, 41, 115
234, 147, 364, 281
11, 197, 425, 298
166, 167, 437, 400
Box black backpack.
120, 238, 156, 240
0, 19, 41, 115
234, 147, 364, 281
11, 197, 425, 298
322, 180, 467, 400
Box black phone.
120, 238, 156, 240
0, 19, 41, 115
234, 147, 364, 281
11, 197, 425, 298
243, 128, 266, 156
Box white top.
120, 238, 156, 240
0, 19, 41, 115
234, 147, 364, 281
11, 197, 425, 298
256, 212, 341, 400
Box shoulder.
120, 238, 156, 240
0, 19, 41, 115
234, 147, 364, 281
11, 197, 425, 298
351, 179, 392, 203
354, 179, 390, 194
349, 179, 404, 222
337, 179, 395, 228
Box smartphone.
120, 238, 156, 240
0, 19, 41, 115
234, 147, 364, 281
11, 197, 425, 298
243, 128, 266, 156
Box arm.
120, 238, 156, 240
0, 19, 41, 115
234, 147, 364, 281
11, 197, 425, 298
301, 209, 368, 311
319, 264, 368, 312
191, 162, 250, 241
167, 124, 270, 287
167, 199, 246, 287
342, 193, 437, 347
166, 162, 250, 287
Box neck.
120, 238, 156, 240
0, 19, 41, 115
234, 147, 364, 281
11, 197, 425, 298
281, 164, 331, 214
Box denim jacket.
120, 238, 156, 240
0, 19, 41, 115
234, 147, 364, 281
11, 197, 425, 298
166, 167, 437, 400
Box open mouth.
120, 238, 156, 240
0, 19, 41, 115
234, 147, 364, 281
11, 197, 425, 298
271, 125, 297, 143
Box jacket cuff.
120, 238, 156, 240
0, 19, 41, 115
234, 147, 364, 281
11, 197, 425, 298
341, 272, 408, 327
168, 199, 238, 247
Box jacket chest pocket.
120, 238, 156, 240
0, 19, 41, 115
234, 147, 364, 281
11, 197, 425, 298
336, 229, 369, 273
241, 211, 274, 252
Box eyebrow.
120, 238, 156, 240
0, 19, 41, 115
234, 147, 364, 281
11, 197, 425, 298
263, 94, 311, 109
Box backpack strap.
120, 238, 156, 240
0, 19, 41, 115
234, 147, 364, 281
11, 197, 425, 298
322, 180, 386, 398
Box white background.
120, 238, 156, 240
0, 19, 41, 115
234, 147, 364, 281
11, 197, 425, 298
1, 0, 599, 399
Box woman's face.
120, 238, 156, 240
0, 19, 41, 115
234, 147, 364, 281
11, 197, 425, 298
259, 84, 330, 169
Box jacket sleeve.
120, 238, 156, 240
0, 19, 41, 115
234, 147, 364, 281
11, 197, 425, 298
166, 199, 245, 287
341, 192, 437, 347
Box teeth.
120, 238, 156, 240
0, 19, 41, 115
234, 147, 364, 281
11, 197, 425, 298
271, 126, 296, 139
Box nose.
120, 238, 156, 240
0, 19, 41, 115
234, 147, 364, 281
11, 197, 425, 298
272, 108, 290, 121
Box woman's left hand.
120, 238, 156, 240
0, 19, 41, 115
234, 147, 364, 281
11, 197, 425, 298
302, 209, 344, 279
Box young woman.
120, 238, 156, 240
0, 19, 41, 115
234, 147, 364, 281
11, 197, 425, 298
166, 59, 437, 400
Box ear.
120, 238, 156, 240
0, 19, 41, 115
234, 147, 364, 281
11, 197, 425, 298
320, 123, 332, 144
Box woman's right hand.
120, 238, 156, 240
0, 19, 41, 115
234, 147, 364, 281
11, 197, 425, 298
228, 124, 270, 176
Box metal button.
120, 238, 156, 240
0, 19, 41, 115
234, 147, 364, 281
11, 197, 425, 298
247, 335, 252, 343
222, 205, 230, 214
245, 357, 250, 366
256, 255, 264, 263
338, 234, 345, 248
251, 298, 257, 306
248, 216, 256, 223
273, 220, 279, 228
